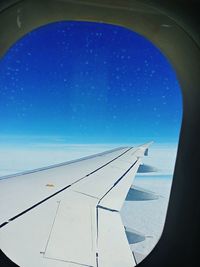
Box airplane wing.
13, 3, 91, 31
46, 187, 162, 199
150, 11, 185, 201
0, 142, 152, 267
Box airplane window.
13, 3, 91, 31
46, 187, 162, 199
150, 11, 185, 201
0, 21, 182, 266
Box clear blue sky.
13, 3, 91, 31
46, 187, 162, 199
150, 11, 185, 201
0, 21, 182, 144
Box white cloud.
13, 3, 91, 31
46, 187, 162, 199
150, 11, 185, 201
0, 142, 178, 177
141, 143, 178, 175
0, 144, 115, 176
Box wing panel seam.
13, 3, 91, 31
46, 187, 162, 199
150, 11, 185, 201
1, 147, 132, 228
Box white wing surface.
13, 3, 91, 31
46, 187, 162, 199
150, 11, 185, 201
0, 143, 152, 267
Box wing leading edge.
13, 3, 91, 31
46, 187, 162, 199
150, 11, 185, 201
0, 142, 152, 267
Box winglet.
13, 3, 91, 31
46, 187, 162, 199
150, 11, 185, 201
139, 141, 153, 156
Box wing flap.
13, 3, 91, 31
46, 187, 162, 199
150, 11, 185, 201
44, 191, 98, 267
70, 148, 139, 200
97, 208, 136, 267
99, 159, 141, 211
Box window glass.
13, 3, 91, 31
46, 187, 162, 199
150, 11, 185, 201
0, 21, 182, 265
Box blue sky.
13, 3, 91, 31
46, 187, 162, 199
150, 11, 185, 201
0, 21, 182, 145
